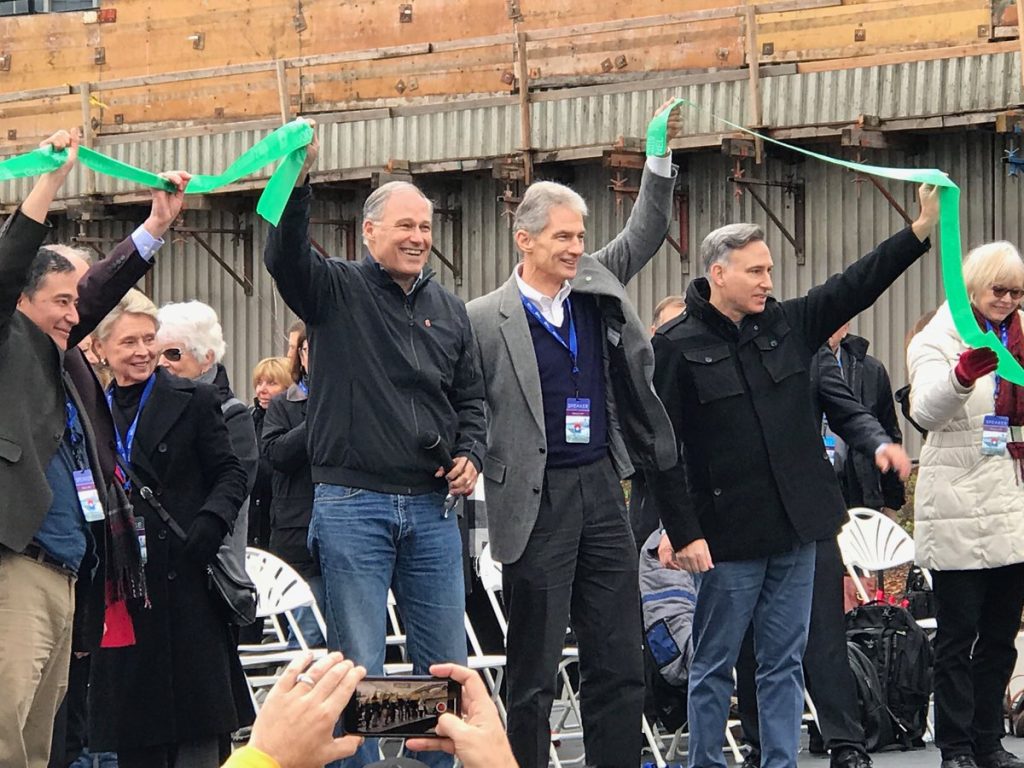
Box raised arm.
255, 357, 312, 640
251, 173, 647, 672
785, 184, 939, 349
0, 130, 76, 341
72, 170, 189, 345
263, 123, 346, 323
590, 101, 681, 285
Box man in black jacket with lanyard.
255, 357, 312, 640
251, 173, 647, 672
650, 184, 938, 768
264, 121, 486, 768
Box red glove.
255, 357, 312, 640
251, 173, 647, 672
954, 347, 999, 387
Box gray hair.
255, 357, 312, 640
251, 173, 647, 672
362, 181, 433, 225
156, 300, 227, 364
513, 181, 588, 238
701, 223, 765, 274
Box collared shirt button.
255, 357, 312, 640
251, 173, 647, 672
713, 488, 722, 497
704, 356, 713, 363
585, 276, 592, 282
753, 324, 759, 331
157, 443, 168, 453
770, 340, 778, 348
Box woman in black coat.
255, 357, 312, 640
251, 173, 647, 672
247, 356, 292, 549
261, 330, 323, 645
89, 289, 253, 768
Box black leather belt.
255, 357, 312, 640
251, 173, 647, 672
20, 543, 76, 575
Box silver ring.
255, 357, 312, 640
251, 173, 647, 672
296, 673, 316, 687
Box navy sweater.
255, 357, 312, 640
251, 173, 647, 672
526, 293, 607, 468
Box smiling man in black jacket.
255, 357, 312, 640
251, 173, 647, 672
650, 184, 938, 768
264, 121, 485, 768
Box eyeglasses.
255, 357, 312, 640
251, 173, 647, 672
992, 285, 1024, 300
161, 348, 182, 362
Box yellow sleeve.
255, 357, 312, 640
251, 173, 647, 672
222, 745, 281, 768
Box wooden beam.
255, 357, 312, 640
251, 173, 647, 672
796, 40, 1017, 73
275, 60, 290, 125
79, 81, 95, 196
1017, 0, 1024, 93
515, 28, 534, 185
0, 84, 73, 105
744, 3, 764, 163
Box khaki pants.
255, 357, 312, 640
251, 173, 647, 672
0, 550, 76, 768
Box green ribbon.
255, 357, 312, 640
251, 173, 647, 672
664, 98, 1024, 386
0, 119, 313, 226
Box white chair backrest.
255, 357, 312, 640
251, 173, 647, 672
245, 547, 317, 618
838, 507, 916, 572
477, 543, 503, 592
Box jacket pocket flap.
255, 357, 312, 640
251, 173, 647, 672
0, 436, 22, 463
483, 455, 506, 484
682, 345, 732, 365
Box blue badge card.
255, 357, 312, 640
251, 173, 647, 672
565, 397, 591, 444
982, 414, 1010, 456
73, 469, 105, 522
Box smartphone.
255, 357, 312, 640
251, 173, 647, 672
342, 675, 462, 738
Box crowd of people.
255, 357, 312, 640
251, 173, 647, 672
1, 104, 1023, 768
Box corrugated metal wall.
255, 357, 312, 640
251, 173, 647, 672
51, 130, 1022, 457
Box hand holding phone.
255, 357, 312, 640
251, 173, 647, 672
406, 664, 518, 768
342, 675, 461, 738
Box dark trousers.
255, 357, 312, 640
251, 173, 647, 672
736, 537, 865, 756
932, 564, 1024, 760
503, 457, 644, 768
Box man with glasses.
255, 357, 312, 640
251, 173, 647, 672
263, 120, 485, 768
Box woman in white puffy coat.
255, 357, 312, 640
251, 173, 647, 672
907, 241, 1024, 768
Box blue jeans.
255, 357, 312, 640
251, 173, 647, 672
310, 483, 467, 768
687, 542, 815, 768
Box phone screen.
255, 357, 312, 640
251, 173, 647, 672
342, 676, 461, 738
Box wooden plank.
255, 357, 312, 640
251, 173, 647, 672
515, 28, 534, 184
758, 0, 992, 63
0, 85, 74, 105
796, 39, 1018, 72
275, 60, 290, 125
744, 3, 764, 162
1017, 0, 1024, 89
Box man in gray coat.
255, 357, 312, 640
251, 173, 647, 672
466, 102, 681, 768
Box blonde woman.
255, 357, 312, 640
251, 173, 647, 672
908, 241, 1024, 768
249, 356, 292, 548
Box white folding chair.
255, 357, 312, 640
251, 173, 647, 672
837, 507, 936, 739
241, 547, 330, 707
837, 507, 935, 629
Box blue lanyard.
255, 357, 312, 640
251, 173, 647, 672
105, 374, 156, 472
521, 295, 579, 377
298, 379, 309, 396
984, 320, 1010, 400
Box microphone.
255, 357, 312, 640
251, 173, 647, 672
420, 431, 460, 519
419, 431, 454, 473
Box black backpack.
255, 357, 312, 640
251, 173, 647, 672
846, 603, 933, 749
847, 640, 896, 751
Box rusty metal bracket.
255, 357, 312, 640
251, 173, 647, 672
172, 215, 254, 296
310, 217, 358, 260
606, 170, 690, 274
728, 176, 805, 265
431, 195, 463, 286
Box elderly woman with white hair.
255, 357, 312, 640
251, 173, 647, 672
156, 300, 259, 571
908, 241, 1024, 768
88, 289, 252, 768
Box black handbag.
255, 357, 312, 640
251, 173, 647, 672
118, 459, 257, 626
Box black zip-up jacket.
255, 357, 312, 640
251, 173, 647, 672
265, 184, 486, 494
